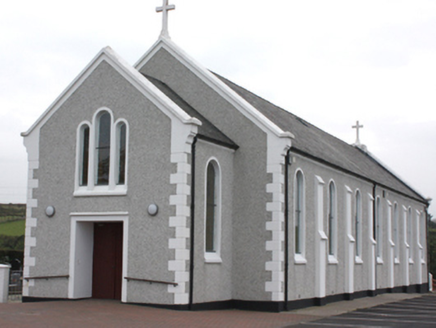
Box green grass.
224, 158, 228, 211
0, 220, 26, 236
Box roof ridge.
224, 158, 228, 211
212, 72, 356, 152
213, 72, 427, 203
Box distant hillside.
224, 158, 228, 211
0, 203, 26, 223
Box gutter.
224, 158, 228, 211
284, 148, 292, 311
188, 136, 198, 310
373, 183, 378, 295
291, 148, 428, 206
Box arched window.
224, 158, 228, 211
205, 159, 221, 262
376, 197, 382, 260
393, 203, 399, 261
328, 181, 337, 257
96, 111, 111, 186
407, 207, 412, 260
116, 122, 127, 185
418, 211, 424, 260
295, 171, 305, 256
75, 108, 128, 196
355, 191, 362, 258
78, 124, 90, 186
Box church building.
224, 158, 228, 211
21, 2, 430, 312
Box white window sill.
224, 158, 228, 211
205, 252, 222, 264
409, 258, 414, 264
377, 257, 384, 264
355, 256, 363, 264
74, 186, 127, 197
394, 258, 400, 264
294, 254, 307, 264
328, 255, 338, 264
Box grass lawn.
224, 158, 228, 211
0, 220, 25, 236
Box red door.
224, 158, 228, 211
92, 222, 123, 299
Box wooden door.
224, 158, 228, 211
92, 222, 123, 299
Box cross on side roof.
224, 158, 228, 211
352, 120, 364, 146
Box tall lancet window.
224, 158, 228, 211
79, 124, 90, 186
295, 171, 305, 256
96, 111, 111, 185
393, 203, 399, 261
407, 207, 412, 260
376, 197, 382, 259
116, 122, 126, 185
328, 181, 337, 257
355, 191, 362, 258
205, 159, 221, 261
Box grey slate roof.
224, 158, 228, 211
143, 74, 238, 150
214, 73, 427, 203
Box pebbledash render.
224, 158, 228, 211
21, 5, 430, 312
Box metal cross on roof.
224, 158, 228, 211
156, 0, 175, 38
352, 120, 364, 145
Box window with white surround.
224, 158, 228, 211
294, 170, 306, 262
355, 190, 362, 261
393, 203, 399, 262
328, 181, 337, 261
115, 121, 127, 185
407, 207, 412, 262
78, 124, 90, 187
376, 197, 382, 262
417, 210, 424, 260
75, 108, 128, 196
204, 159, 222, 263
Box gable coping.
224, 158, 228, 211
21, 46, 201, 138
134, 37, 294, 141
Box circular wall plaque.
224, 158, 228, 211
45, 206, 55, 217
148, 204, 158, 216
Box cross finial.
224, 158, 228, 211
156, 0, 175, 39
352, 120, 364, 146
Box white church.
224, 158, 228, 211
21, 1, 430, 311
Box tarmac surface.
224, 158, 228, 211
1, 293, 435, 327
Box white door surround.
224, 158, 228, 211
68, 212, 129, 302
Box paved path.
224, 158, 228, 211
292, 293, 436, 327
0, 293, 432, 327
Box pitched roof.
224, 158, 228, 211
144, 74, 238, 150
214, 74, 426, 203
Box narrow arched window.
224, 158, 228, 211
295, 171, 305, 255
328, 181, 336, 256
355, 191, 361, 258
393, 203, 399, 261
79, 124, 90, 186
116, 122, 126, 185
419, 211, 424, 260
407, 207, 412, 259
96, 112, 111, 185
376, 197, 382, 259
205, 161, 220, 254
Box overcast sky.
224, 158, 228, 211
1, 0, 435, 215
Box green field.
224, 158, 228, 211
0, 220, 26, 236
